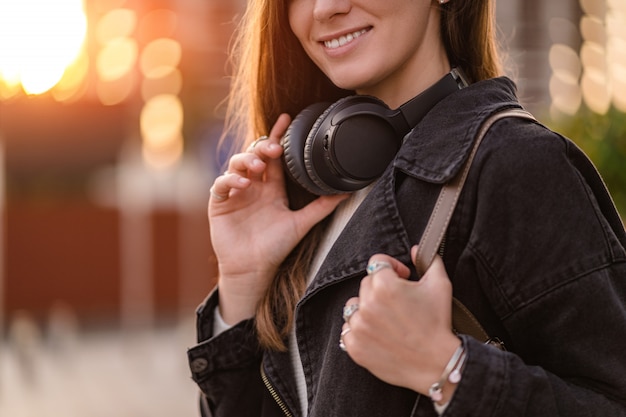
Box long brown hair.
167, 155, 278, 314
222, 0, 502, 351
441, 0, 502, 82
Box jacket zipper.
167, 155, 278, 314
260, 364, 294, 417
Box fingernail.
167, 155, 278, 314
238, 177, 250, 185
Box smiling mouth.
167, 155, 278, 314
323, 28, 368, 49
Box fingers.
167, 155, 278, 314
340, 296, 360, 352
354, 255, 411, 314
247, 113, 290, 179
366, 254, 411, 280
244, 112, 290, 158
239, 113, 291, 171
342, 255, 410, 353
210, 172, 250, 203
339, 324, 351, 352
226, 152, 269, 178
342, 297, 360, 324
269, 113, 292, 139
341, 249, 455, 389
411, 245, 448, 283
245, 113, 290, 153
210, 113, 292, 204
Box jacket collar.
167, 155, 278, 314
395, 76, 521, 184
301, 77, 522, 301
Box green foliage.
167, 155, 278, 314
547, 106, 626, 222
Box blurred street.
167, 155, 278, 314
0, 312, 199, 417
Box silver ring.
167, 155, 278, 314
342, 304, 359, 323
210, 186, 227, 201
339, 327, 351, 351
366, 260, 392, 275
251, 135, 269, 148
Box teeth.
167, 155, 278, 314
324, 29, 367, 49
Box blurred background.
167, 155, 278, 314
0, 0, 624, 416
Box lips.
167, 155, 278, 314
323, 28, 369, 49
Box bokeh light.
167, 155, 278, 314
137, 9, 184, 170
51, 52, 90, 102
140, 94, 184, 169
96, 38, 138, 83
141, 69, 183, 101
95, 8, 136, 44
606, 0, 626, 112
0, 0, 87, 96
549, 43, 582, 116
137, 9, 178, 42
549, 1, 626, 116
140, 38, 182, 79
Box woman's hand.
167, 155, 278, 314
341, 246, 461, 401
209, 113, 347, 324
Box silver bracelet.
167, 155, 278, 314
434, 349, 468, 415
428, 343, 465, 403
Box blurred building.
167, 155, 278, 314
0, 0, 623, 330
500, 0, 625, 117
0, 0, 246, 331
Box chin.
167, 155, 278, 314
328, 75, 374, 94
324, 65, 384, 96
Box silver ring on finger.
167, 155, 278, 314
339, 327, 351, 352
342, 304, 359, 323
366, 260, 392, 276
210, 186, 228, 202
251, 135, 269, 149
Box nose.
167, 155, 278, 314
313, 0, 351, 22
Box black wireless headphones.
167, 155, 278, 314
281, 68, 468, 195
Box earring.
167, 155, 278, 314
438, 0, 449, 3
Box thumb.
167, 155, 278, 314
293, 194, 348, 235
411, 245, 448, 281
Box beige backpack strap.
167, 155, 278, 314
414, 108, 535, 347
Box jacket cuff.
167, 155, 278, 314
187, 289, 262, 385
444, 335, 508, 415
194, 287, 220, 342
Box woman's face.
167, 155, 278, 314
288, 0, 450, 108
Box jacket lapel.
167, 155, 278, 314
302, 77, 523, 297
302, 169, 412, 302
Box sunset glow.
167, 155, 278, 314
0, 0, 87, 95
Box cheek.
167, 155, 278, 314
287, 2, 307, 44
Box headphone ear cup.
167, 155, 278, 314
281, 102, 331, 195
305, 95, 399, 194
303, 98, 352, 195
284, 95, 402, 196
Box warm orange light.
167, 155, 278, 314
140, 94, 184, 169
96, 8, 137, 45
141, 69, 182, 101
0, 0, 88, 96
97, 38, 138, 82
140, 38, 182, 79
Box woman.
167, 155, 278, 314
187, 0, 626, 415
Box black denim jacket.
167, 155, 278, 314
187, 77, 626, 417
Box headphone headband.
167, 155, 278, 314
398, 68, 468, 127
281, 68, 468, 195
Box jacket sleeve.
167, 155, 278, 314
186, 289, 270, 417
446, 119, 626, 416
